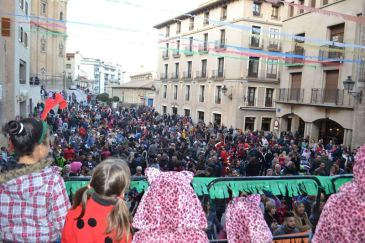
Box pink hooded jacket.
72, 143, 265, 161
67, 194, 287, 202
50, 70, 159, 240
313, 144, 365, 243
226, 195, 272, 243
132, 168, 208, 243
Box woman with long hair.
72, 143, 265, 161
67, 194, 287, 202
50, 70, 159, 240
0, 118, 70, 242
62, 158, 132, 243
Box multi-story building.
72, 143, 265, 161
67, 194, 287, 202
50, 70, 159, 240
0, 0, 41, 126
154, 0, 283, 131
30, 0, 68, 90
276, 0, 365, 147
65, 52, 122, 93
105, 72, 156, 106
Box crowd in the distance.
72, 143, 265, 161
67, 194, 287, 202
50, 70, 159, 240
0, 90, 363, 243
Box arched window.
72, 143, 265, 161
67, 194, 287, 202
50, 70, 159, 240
60, 12, 63, 20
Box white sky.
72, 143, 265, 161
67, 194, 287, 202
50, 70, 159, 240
66, 0, 201, 79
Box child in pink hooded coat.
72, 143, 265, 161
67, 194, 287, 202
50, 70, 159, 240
132, 168, 208, 243
313, 144, 365, 243
226, 194, 273, 243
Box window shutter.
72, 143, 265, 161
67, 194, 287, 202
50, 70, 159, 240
1, 17, 11, 37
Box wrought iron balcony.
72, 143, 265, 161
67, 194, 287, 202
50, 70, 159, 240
172, 51, 181, 58
215, 39, 226, 51
160, 73, 168, 80
211, 70, 225, 80
182, 71, 193, 80
170, 72, 179, 80
318, 45, 345, 63
184, 46, 194, 56
277, 88, 304, 103
285, 47, 305, 67
198, 44, 209, 54
249, 36, 263, 49
162, 51, 169, 60
196, 71, 208, 80
268, 41, 281, 52
311, 89, 353, 106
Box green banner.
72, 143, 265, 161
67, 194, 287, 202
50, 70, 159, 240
64, 176, 353, 200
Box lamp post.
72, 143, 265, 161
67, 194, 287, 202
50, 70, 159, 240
343, 76, 362, 103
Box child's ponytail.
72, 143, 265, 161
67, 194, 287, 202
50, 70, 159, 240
72, 186, 91, 220
106, 197, 131, 241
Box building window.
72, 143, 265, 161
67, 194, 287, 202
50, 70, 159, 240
176, 40, 180, 54
213, 113, 222, 126
165, 43, 169, 56
176, 21, 181, 34
289, 5, 294, 17
173, 85, 178, 100
310, 0, 316, 8
247, 87, 256, 106
251, 26, 261, 47
66, 64, 71, 69
24, 32, 28, 47
59, 42, 64, 57
189, 37, 193, 51
19, 0, 24, 9
166, 26, 170, 37
67, 72, 72, 80
253, 3, 261, 16
185, 85, 190, 101
41, 38, 46, 52
198, 111, 205, 121
271, 7, 279, 18
204, 12, 209, 25
329, 23, 344, 43
163, 85, 167, 99
248, 57, 259, 78
203, 33, 208, 50
269, 28, 280, 46
41, 1, 47, 15
265, 88, 274, 107
19, 59, 26, 84
322, 0, 328, 5
172, 107, 178, 115
175, 63, 179, 79
164, 64, 168, 79
19, 26, 23, 42
187, 61, 192, 78
215, 86, 222, 104
184, 109, 190, 117
218, 57, 224, 77
162, 106, 167, 114
25, 2, 28, 15
60, 12, 63, 20
266, 59, 278, 78
221, 5, 227, 20
244, 117, 255, 131
298, 0, 304, 14
189, 17, 194, 30
261, 118, 272, 131
201, 59, 207, 78
199, 85, 205, 102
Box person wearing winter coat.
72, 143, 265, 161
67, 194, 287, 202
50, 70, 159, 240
312, 144, 365, 243
0, 119, 70, 242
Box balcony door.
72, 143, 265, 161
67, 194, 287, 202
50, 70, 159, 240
324, 70, 339, 103
290, 73, 302, 101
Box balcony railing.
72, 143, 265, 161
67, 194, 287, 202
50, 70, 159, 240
215, 40, 226, 51
199, 95, 205, 102
196, 71, 208, 80
285, 47, 305, 66
215, 96, 222, 104
172, 51, 181, 58
198, 44, 209, 54
162, 51, 169, 60
170, 72, 179, 80
246, 69, 280, 81
249, 36, 263, 49
184, 46, 194, 56
211, 70, 225, 79
318, 45, 345, 62
277, 88, 304, 102
160, 73, 168, 80
182, 71, 193, 80
311, 89, 353, 106
268, 41, 281, 51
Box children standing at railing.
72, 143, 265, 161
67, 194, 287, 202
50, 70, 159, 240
62, 159, 132, 243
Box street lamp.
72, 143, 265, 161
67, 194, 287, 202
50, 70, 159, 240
343, 76, 362, 103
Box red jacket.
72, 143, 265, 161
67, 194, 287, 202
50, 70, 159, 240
62, 195, 131, 243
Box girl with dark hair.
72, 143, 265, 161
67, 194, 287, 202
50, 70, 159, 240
62, 158, 132, 243
0, 118, 70, 242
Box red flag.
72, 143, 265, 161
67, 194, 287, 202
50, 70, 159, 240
41, 93, 68, 120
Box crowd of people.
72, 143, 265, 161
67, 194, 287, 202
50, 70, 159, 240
0, 90, 363, 243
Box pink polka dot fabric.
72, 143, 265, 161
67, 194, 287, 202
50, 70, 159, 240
313, 144, 365, 243
132, 168, 208, 243
226, 195, 272, 243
